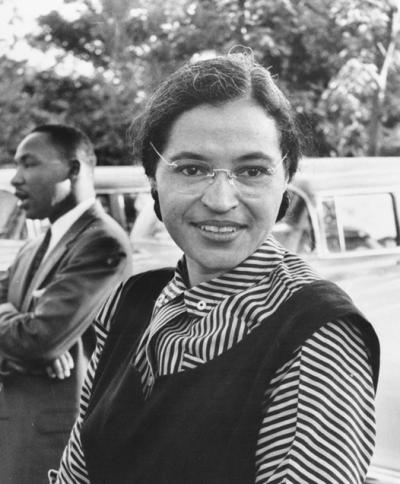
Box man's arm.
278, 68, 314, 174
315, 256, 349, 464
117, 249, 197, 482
255, 320, 376, 484
0, 231, 130, 363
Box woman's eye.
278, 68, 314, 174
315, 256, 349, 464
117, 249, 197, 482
176, 163, 208, 176
237, 166, 274, 177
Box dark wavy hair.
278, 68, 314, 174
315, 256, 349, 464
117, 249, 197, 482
133, 52, 302, 179
131, 52, 303, 220
31, 124, 97, 168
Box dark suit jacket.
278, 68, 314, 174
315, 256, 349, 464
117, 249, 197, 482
0, 202, 132, 484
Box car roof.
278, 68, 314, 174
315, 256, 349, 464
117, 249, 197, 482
1, 157, 400, 195
294, 157, 400, 197
92, 165, 149, 192
0, 165, 150, 193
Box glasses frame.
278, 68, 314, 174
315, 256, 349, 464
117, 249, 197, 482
149, 141, 288, 193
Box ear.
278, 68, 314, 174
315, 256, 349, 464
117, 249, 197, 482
69, 159, 81, 179
150, 186, 163, 221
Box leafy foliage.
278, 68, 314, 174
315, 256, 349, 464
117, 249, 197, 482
1, 0, 400, 166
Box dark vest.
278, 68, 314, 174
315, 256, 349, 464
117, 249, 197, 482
81, 269, 379, 484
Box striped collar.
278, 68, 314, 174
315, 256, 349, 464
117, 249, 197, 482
154, 236, 286, 318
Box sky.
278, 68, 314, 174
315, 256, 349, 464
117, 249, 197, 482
0, 0, 93, 73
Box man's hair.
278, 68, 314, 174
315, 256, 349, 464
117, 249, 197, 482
31, 124, 97, 167
132, 52, 303, 182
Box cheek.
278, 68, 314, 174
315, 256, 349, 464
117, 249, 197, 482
29, 176, 50, 199
252, 189, 286, 226
155, 171, 188, 219
158, 190, 184, 225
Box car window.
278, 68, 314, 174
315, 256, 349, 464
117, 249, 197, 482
273, 191, 315, 254
97, 192, 139, 233
321, 193, 399, 253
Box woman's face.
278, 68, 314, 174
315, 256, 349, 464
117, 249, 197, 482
152, 97, 288, 286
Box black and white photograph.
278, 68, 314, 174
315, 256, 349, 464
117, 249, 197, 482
0, 1, 399, 483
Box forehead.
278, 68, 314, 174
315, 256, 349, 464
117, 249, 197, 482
15, 132, 64, 163
164, 98, 281, 157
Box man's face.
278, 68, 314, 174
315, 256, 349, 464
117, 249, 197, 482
12, 132, 72, 220
152, 97, 288, 286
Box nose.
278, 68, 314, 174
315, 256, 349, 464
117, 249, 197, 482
11, 166, 23, 187
200, 171, 239, 212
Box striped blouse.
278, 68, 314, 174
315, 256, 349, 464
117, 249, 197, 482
49, 236, 376, 483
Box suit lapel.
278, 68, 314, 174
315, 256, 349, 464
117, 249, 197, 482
8, 238, 41, 308
21, 203, 102, 312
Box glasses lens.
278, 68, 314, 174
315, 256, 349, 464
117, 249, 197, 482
167, 160, 281, 197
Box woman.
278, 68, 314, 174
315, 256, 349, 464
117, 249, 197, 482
50, 53, 379, 484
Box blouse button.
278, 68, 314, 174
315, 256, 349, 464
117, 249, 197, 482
197, 300, 207, 310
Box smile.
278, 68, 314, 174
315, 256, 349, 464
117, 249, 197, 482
199, 225, 239, 233
193, 221, 246, 240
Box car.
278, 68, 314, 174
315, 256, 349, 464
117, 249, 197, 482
1, 156, 399, 483
272, 157, 400, 484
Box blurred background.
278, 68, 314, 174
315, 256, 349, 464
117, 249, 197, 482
1, 0, 400, 167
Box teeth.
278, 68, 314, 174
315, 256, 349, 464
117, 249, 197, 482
199, 225, 237, 233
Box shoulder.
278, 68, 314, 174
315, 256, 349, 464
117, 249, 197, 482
305, 319, 369, 356
272, 249, 321, 288
69, 205, 131, 261
95, 268, 175, 332
249, 248, 321, 321
295, 316, 378, 392
271, 319, 374, 393
84, 205, 130, 245
300, 319, 375, 390
117, 268, 175, 308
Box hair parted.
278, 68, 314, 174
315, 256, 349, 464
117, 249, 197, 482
132, 51, 303, 182
31, 124, 97, 167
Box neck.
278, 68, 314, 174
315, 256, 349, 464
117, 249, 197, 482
185, 257, 225, 287
49, 194, 78, 223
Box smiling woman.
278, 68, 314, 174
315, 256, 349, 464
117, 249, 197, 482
50, 52, 380, 484
151, 98, 287, 285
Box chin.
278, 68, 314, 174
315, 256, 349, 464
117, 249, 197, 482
195, 254, 245, 274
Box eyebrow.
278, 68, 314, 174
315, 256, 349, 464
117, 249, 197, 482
168, 151, 277, 163
236, 152, 276, 163
169, 151, 208, 162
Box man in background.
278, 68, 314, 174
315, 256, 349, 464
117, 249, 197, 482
0, 124, 132, 483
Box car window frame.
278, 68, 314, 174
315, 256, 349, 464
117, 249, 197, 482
316, 187, 400, 258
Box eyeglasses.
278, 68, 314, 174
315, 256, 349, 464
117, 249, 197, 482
150, 142, 287, 197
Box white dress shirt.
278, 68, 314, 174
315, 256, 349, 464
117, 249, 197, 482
43, 198, 96, 260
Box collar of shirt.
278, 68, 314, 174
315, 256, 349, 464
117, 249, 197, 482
154, 235, 286, 318
45, 198, 96, 257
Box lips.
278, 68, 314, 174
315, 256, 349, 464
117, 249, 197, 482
14, 190, 29, 201
199, 225, 237, 233
193, 220, 246, 236
14, 191, 30, 209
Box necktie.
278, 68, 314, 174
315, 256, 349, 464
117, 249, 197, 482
26, 228, 52, 287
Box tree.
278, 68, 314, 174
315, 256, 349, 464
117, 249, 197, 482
1, 0, 399, 165
0, 56, 52, 166
317, 0, 400, 156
